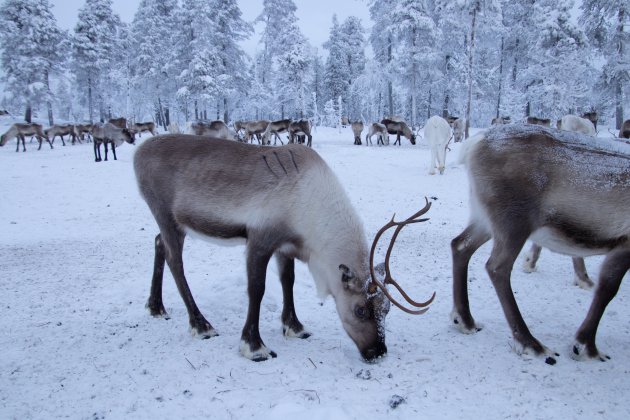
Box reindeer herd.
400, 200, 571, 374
2, 108, 630, 367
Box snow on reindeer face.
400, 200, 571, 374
335, 264, 390, 362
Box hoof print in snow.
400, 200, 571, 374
355, 369, 371, 380
389, 395, 406, 409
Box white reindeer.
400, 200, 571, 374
557, 114, 596, 136
424, 115, 452, 175
134, 136, 434, 362
451, 124, 630, 364
365, 123, 388, 146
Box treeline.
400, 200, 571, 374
0, 0, 628, 130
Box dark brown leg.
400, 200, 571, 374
146, 234, 169, 318
276, 254, 309, 339
111, 142, 117, 160
574, 249, 630, 361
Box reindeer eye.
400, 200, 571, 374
354, 306, 368, 320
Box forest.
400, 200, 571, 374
0, 0, 628, 132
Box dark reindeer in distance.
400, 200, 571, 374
451, 124, 630, 365
351, 121, 364, 145
0, 123, 51, 152
365, 123, 388, 146
526, 116, 551, 127
134, 135, 434, 362
619, 119, 630, 139
262, 119, 291, 145
92, 122, 135, 162
491, 116, 511, 125
581, 111, 598, 130
131, 122, 157, 138
45, 124, 76, 146
73, 123, 93, 143
381, 119, 416, 145
288, 119, 312, 147
108, 117, 127, 129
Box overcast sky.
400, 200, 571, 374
50, 0, 372, 56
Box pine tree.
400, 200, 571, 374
0, 0, 65, 123
324, 15, 348, 114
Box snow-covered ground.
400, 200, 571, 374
1, 118, 629, 420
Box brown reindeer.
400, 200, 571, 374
73, 123, 93, 143
351, 121, 364, 145
581, 111, 598, 130
381, 119, 416, 145
619, 119, 630, 139
45, 124, 76, 146
365, 123, 388, 146
0, 123, 51, 152
491, 116, 511, 125
108, 117, 127, 129
241, 120, 270, 144
92, 122, 135, 162
189, 120, 235, 140
451, 124, 630, 364
131, 122, 157, 138
526, 116, 551, 127
446, 116, 464, 143
288, 119, 312, 147
262, 119, 291, 145
134, 135, 434, 361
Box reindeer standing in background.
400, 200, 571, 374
92, 122, 135, 162
45, 124, 76, 146
0, 123, 51, 152
381, 119, 416, 145
351, 121, 364, 145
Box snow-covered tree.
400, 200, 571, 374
0, 0, 65, 123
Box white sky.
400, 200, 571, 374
50, 0, 372, 56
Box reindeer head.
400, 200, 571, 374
122, 128, 136, 144
333, 199, 435, 362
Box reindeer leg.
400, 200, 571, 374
160, 225, 217, 338
94, 141, 101, 162
46, 136, 53, 149
60, 135, 66, 146
241, 238, 276, 361
111, 142, 117, 160
146, 234, 170, 318
573, 248, 630, 361
572, 257, 594, 289
104, 142, 109, 161
522, 243, 542, 272
486, 228, 559, 364
276, 254, 310, 339
451, 223, 491, 333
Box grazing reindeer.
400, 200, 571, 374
108, 117, 127, 129
134, 136, 435, 361
73, 123, 93, 143
0, 123, 51, 152
365, 123, 388, 146
381, 119, 416, 145
351, 121, 364, 145
45, 124, 76, 146
92, 122, 135, 162
425, 116, 452, 175
288, 119, 312, 147
491, 116, 511, 125
619, 119, 630, 139
262, 119, 291, 145
131, 122, 157, 137
557, 114, 596, 136
242, 120, 271, 144
190, 120, 235, 140
451, 124, 630, 364
446, 116, 464, 143
526, 116, 551, 127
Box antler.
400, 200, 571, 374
369, 197, 436, 315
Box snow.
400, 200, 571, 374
1, 120, 630, 419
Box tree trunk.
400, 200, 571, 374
223, 97, 229, 123
496, 37, 505, 119
387, 35, 393, 117
615, 8, 625, 129
442, 55, 451, 118
44, 68, 54, 126
24, 103, 32, 123
194, 100, 198, 121
88, 76, 94, 123
464, 5, 478, 139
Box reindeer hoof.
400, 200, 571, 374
512, 340, 559, 364
240, 340, 277, 361
283, 324, 311, 339
571, 341, 610, 362
450, 309, 482, 334
146, 301, 170, 319
574, 276, 595, 290
190, 319, 218, 339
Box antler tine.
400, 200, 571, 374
368, 198, 435, 314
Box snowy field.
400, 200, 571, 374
1, 118, 629, 420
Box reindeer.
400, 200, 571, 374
167, 122, 181, 134
381, 119, 416, 145
131, 122, 157, 138
241, 120, 271, 144
288, 119, 312, 147
365, 123, 388, 146
446, 116, 464, 143
526, 116, 551, 127
73, 123, 93, 143
491, 116, 511, 125
262, 119, 291, 145
425, 116, 452, 175
557, 114, 596, 136
451, 124, 630, 364
134, 136, 435, 361
619, 119, 630, 139
351, 121, 364, 145
190, 120, 235, 140
108, 117, 127, 129
0, 123, 51, 152
45, 124, 76, 146
92, 122, 135, 162
581, 111, 598, 130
